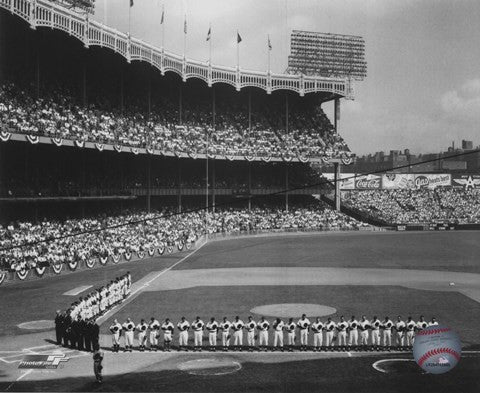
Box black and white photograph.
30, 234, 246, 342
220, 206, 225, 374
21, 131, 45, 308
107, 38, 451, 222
0, 0, 479, 392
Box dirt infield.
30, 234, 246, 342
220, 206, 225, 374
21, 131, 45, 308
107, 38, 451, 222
145, 266, 480, 302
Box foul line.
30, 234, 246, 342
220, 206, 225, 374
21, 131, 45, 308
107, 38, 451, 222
4, 369, 33, 391
96, 239, 207, 325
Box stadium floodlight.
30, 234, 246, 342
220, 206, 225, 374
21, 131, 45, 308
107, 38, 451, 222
287, 30, 367, 81
48, 0, 96, 14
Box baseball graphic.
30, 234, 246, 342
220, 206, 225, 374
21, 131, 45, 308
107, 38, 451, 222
413, 325, 461, 374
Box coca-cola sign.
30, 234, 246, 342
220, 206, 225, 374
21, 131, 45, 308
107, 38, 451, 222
355, 175, 382, 189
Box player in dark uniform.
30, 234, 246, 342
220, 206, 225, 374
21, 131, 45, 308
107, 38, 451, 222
93, 345, 104, 383
54, 310, 64, 345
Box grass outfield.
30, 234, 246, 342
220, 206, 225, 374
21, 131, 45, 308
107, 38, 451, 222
101, 285, 480, 348
177, 231, 480, 273
3, 353, 479, 392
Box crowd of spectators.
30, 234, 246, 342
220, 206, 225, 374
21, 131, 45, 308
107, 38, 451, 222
0, 82, 349, 160
342, 188, 480, 224
0, 203, 363, 272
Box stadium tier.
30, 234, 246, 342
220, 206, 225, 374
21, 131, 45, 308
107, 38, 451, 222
0, 0, 355, 164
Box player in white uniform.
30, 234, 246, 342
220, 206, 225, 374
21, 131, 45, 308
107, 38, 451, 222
358, 316, 370, 349
428, 317, 438, 326
395, 316, 406, 349
245, 316, 257, 351
416, 315, 428, 334
220, 317, 232, 351
192, 316, 205, 351
311, 317, 324, 351
273, 318, 285, 351
286, 318, 296, 351
382, 316, 394, 349
161, 318, 175, 351
206, 317, 219, 351
336, 316, 349, 350
177, 317, 190, 351
348, 316, 359, 349
371, 316, 381, 350
109, 319, 122, 353
325, 318, 336, 349
257, 317, 270, 351
232, 316, 245, 350
136, 319, 149, 351
148, 317, 160, 351
405, 316, 416, 347
122, 318, 135, 352
297, 314, 310, 351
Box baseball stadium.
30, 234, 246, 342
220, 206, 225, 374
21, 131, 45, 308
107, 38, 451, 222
0, 1, 479, 392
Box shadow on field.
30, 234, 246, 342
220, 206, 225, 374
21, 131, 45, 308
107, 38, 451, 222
8, 356, 480, 392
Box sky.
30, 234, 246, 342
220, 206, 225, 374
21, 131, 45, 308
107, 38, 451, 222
93, 0, 480, 155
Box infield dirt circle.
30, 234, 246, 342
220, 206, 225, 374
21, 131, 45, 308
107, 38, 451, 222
250, 303, 337, 318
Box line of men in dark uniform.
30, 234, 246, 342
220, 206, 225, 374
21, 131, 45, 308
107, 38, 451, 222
54, 273, 131, 352
55, 310, 100, 352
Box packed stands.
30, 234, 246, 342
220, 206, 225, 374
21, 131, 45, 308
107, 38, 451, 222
342, 188, 480, 225
0, 81, 348, 160
0, 203, 363, 272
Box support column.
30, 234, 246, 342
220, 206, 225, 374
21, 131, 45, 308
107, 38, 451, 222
120, 65, 125, 113
248, 162, 252, 211
177, 160, 182, 213
147, 68, 152, 117
334, 98, 340, 133
35, 37, 40, 99
179, 84, 183, 124
248, 90, 252, 137
334, 162, 341, 211
285, 93, 289, 135
0, 12, 5, 85
285, 163, 289, 212
212, 86, 216, 127
212, 159, 216, 212
82, 55, 87, 107
146, 156, 151, 213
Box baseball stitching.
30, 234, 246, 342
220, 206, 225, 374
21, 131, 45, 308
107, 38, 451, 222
417, 347, 460, 366
416, 328, 450, 336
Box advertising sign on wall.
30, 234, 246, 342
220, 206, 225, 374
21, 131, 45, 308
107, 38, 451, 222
354, 174, 382, 189
452, 174, 480, 190
414, 174, 451, 189
382, 173, 415, 189
323, 173, 356, 190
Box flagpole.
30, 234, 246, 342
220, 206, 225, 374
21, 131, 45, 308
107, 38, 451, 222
104, 0, 107, 25
162, 4, 165, 50
183, 13, 187, 58
128, 1, 131, 36
209, 24, 212, 64
268, 35, 271, 73
236, 30, 240, 69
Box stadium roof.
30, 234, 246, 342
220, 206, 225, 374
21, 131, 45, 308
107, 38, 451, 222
0, 0, 354, 100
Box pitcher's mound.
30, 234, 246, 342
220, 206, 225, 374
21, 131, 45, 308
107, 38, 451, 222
18, 320, 54, 330
178, 358, 242, 376
250, 303, 336, 318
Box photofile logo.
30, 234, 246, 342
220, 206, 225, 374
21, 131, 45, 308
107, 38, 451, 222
19, 354, 69, 369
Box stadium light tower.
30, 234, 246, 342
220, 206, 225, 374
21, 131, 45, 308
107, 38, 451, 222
287, 30, 367, 211
287, 30, 367, 80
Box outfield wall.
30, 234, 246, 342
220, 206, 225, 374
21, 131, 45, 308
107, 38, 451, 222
323, 173, 480, 190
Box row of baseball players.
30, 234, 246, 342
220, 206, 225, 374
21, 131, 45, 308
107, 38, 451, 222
109, 314, 438, 351
69, 273, 131, 321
